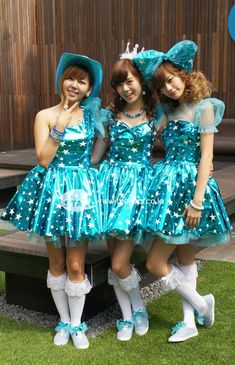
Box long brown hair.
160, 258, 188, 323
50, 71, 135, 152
153, 61, 212, 109
110, 59, 156, 119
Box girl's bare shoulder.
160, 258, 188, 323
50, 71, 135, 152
35, 105, 59, 128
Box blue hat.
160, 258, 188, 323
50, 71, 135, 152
134, 40, 198, 85
55, 52, 103, 105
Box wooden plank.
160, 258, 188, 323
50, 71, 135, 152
0, 0, 235, 152
0, 149, 37, 169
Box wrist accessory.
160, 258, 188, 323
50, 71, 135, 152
49, 127, 65, 142
190, 200, 204, 211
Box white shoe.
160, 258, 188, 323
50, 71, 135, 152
168, 322, 198, 342
203, 294, 215, 328
116, 319, 134, 341
195, 294, 215, 328
70, 323, 89, 349
53, 322, 70, 346
132, 308, 149, 336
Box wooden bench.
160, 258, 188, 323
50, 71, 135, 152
214, 119, 235, 161
0, 230, 116, 319
0, 168, 28, 208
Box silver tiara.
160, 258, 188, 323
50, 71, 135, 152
120, 42, 145, 60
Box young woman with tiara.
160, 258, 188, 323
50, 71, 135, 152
92, 43, 159, 341
1, 52, 104, 350
134, 41, 233, 342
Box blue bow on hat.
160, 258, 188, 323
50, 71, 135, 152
134, 40, 198, 84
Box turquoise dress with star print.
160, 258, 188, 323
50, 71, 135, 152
99, 110, 157, 243
1, 107, 103, 247
146, 98, 233, 245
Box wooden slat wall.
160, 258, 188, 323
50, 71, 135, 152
0, 0, 235, 151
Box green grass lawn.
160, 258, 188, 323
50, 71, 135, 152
0, 261, 235, 365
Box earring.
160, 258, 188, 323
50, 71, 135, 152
86, 91, 91, 97
142, 90, 146, 95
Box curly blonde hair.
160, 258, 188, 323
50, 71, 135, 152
153, 61, 212, 109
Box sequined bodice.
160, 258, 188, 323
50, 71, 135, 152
162, 120, 201, 164
51, 110, 94, 168
108, 120, 155, 166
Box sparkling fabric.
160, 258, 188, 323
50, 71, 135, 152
99, 115, 157, 243
134, 40, 197, 85
145, 99, 233, 245
1, 109, 103, 246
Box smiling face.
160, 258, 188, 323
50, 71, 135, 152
153, 61, 187, 103
116, 71, 143, 105
111, 59, 144, 106
160, 70, 185, 101
60, 65, 92, 104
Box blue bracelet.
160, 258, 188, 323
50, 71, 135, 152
49, 128, 64, 142
49, 131, 61, 142
53, 127, 66, 136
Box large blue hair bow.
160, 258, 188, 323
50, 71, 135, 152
134, 40, 198, 84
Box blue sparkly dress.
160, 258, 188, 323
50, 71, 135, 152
1, 107, 103, 246
99, 111, 157, 243
146, 98, 233, 245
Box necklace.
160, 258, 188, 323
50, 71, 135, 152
122, 109, 144, 118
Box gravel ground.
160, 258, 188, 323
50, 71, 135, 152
0, 260, 203, 337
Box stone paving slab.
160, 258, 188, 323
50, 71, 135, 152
196, 216, 235, 263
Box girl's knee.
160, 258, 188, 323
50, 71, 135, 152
146, 257, 167, 278
111, 261, 124, 275
67, 259, 84, 277
49, 257, 66, 276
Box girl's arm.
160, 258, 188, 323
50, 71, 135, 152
193, 133, 214, 206
34, 110, 60, 168
183, 133, 214, 227
35, 99, 78, 168
91, 135, 108, 166
183, 101, 216, 227
91, 109, 111, 165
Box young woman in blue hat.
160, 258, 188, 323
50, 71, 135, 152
92, 43, 160, 342
134, 41, 232, 342
1, 52, 104, 349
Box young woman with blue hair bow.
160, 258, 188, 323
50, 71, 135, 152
134, 41, 232, 342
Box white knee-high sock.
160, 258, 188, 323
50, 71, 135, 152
65, 275, 92, 327
47, 271, 70, 323
108, 269, 132, 320
118, 267, 145, 312
161, 265, 207, 316
178, 263, 198, 328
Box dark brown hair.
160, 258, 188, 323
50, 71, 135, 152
153, 61, 212, 109
110, 59, 156, 119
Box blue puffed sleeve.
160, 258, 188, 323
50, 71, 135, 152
194, 98, 225, 133
83, 97, 105, 138
152, 104, 164, 127
99, 108, 115, 127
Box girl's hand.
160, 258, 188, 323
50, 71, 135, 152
56, 97, 79, 131
182, 204, 201, 228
